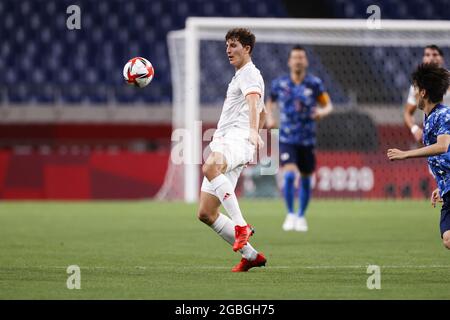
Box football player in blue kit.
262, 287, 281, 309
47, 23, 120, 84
388, 63, 450, 249
266, 45, 333, 232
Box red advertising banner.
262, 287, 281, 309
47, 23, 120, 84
0, 151, 169, 200
0, 150, 434, 200
313, 151, 434, 199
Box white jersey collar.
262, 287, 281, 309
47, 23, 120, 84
235, 61, 253, 76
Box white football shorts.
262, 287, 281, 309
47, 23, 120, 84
201, 129, 256, 195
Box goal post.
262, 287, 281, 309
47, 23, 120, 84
160, 18, 450, 203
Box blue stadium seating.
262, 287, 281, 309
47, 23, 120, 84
0, 0, 448, 105
0, 0, 287, 105
329, 0, 449, 20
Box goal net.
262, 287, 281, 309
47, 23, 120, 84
158, 18, 450, 202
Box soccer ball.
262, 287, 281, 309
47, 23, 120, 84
123, 57, 154, 88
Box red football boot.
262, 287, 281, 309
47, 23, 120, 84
231, 253, 267, 272
233, 224, 254, 252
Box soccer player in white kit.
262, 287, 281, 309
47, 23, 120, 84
197, 28, 267, 272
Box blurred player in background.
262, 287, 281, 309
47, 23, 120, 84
266, 46, 333, 232
197, 28, 267, 272
388, 63, 450, 249
404, 45, 450, 144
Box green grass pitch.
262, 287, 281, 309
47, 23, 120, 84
0, 199, 449, 299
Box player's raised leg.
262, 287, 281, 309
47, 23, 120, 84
202, 151, 254, 251
197, 190, 265, 272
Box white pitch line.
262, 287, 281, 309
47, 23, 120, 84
182, 265, 450, 270
3, 265, 449, 270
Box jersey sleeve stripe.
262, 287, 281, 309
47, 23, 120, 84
245, 91, 262, 98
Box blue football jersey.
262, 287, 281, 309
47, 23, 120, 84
423, 104, 450, 197
270, 74, 326, 146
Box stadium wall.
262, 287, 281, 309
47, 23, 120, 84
0, 122, 433, 200
0, 150, 169, 199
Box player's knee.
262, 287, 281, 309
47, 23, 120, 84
442, 231, 450, 249
201, 163, 210, 176
284, 170, 295, 182
443, 236, 450, 250
202, 163, 220, 181
197, 207, 214, 225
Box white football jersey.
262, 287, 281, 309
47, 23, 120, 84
406, 85, 450, 106
214, 61, 265, 139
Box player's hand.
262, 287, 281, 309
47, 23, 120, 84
431, 188, 442, 208
387, 148, 408, 161
265, 117, 277, 129
249, 129, 264, 149
413, 128, 423, 144
312, 108, 324, 120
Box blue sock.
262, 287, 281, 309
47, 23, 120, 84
298, 176, 311, 217
283, 171, 295, 214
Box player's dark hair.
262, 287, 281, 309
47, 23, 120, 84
289, 45, 307, 58
412, 63, 450, 104
225, 28, 255, 54
425, 44, 444, 57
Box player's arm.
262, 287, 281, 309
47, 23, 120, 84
265, 98, 277, 129
258, 106, 267, 130
431, 188, 442, 208
246, 93, 264, 149
266, 79, 279, 129
387, 134, 450, 160
313, 92, 333, 120
404, 102, 423, 143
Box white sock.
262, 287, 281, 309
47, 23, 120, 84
241, 242, 258, 261
209, 174, 247, 226
210, 213, 258, 261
